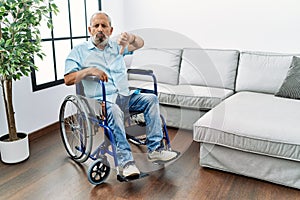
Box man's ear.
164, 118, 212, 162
110, 27, 114, 35
88, 26, 92, 34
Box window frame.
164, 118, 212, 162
31, 0, 101, 92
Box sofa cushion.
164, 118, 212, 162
158, 85, 233, 110
128, 48, 182, 85
236, 52, 296, 94
179, 48, 239, 90
194, 91, 300, 162
128, 80, 233, 110
275, 56, 300, 100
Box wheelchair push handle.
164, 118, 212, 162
83, 75, 101, 82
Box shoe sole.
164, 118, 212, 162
123, 172, 140, 178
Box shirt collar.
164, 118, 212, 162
87, 38, 113, 50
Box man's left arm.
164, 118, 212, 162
127, 33, 144, 52
118, 32, 144, 54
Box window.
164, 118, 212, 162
31, 0, 101, 91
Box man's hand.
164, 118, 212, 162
118, 32, 134, 55
89, 68, 108, 82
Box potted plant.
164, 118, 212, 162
0, 0, 58, 163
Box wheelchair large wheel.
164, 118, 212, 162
59, 95, 93, 163
87, 158, 110, 185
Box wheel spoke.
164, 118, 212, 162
88, 158, 110, 185
60, 95, 93, 163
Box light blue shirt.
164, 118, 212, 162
65, 39, 132, 103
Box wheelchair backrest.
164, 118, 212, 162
76, 81, 86, 96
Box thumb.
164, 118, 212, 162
119, 45, 126, 55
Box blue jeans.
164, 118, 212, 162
106, 93, 163, 167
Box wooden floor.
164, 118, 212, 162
1, 125, 300, 200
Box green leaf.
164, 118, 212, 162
0, 0, 59, 80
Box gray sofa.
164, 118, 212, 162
193, 52, 300, 189
127, 48, 300, 189
126, 48, 239, 130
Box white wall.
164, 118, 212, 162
102, 0, 124, 38
0, 77, 74, 136
105, 0, 300, 53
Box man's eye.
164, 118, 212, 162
94, 24, 99, 28
101, 24, 107, 28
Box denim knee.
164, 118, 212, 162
144, 93, 159, 105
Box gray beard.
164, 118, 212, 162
92, 33, 109, 47
99, 38, 109, 46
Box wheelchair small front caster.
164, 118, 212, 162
87, 158, 110, 185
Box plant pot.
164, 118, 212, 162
0, 133, 30, 164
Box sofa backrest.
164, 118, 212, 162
235, 51, 295, 94
127, 48, 182, 85
179, 48, 239, 90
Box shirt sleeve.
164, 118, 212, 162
65, 47, 82, 75
121, 46, 134, 56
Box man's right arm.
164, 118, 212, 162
64, 68, 108, 86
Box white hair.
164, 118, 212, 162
89, 11, 112, 26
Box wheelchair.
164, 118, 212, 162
59, 69, 179, 185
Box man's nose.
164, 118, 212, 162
97, 25, 104, 32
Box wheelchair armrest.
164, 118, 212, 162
127, 68, 158, 95
127, 68, 154, 75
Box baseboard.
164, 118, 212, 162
29, 122, 60, 142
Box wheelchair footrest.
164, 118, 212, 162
117, 172, 149, 182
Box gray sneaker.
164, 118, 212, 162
122, 162, 140, 177
148, 149, 178, 162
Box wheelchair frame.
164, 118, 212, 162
59, 69, 173, 185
